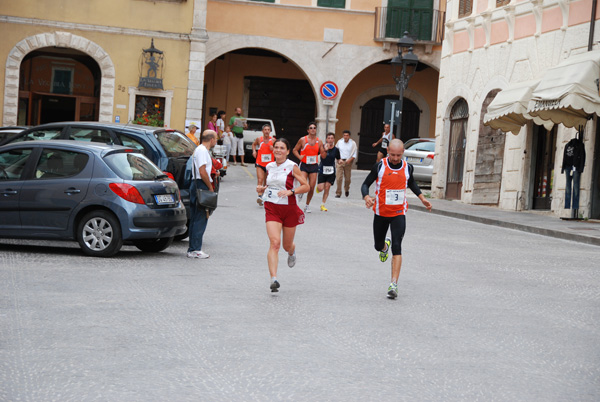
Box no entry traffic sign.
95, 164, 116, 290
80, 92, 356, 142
320, 81, 338, 100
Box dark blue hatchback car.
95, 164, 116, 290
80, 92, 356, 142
0, 140, 187, 257
0, 122, 196, 235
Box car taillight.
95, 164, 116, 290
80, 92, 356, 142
427, 154, 435, 160
109, 183, 146, 204
163, 171, 175, 180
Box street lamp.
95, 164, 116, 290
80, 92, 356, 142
391, 32, 419, 140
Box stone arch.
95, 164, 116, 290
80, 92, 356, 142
3, 32, 115, 126
205, 35, 320, 100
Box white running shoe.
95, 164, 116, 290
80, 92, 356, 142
304, 205, 311, 213
287, 252, 296, 268
187, 250, 209, 259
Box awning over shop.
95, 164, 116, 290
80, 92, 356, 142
483, 79, 553, 135
527, 50, 600, 128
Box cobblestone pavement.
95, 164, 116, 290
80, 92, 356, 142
1, 166, 599, 401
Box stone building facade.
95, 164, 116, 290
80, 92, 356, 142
433, 0, 600, 219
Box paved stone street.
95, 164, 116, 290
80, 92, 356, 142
1, 166, 599, 401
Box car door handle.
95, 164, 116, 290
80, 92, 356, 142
1, 189, 18, 195
64, 188, 81, 194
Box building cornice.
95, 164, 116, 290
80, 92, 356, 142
0, 15, 190, 41
209, 0, 374, 16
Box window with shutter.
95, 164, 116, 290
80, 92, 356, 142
459, 0, 472, 17
317, 0, 346, 9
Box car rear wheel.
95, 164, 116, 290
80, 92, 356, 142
77, 210, 123, 257
133, 237, 174, 252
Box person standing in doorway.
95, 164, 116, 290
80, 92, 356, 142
372, 123, 393, 163
252, 124, 275, 206
316, 132, 340, 211
335, 130, 357, 198
187, 130, 218, 259
292, 122, 327, 213
257, 138, 309, 293
361, 139, 432, 298
228, 107, 248, 166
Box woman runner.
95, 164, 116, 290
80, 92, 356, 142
257, 138, 309, 292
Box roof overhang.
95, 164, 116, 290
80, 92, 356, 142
527, 50, 600, 128
483, 79, 553, 135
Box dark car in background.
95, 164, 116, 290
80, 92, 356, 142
0, 140, 186, 257
0, 126, 28, 142
0, 122, 196, 236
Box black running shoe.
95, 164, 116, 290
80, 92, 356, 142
270, 280, 280, 292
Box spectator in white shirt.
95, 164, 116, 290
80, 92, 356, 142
335, 130, 357, 198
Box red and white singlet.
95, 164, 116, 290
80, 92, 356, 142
256, 136, 275, 167
300, 135, 321, 165
373, 158, 410, 217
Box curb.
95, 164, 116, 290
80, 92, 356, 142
410, 204, 600, 247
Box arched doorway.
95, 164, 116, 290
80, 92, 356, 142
204, 48, 316, 148
446, 98, 468, 200
18, 47, 101, 125
473, 89, 505, 205
357, 95, 420, 170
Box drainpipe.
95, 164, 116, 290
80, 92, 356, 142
589, 0, 598, 51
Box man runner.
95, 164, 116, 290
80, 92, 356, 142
372, 123, 393, 163
292, 122, 326, 213
252, 124, 275, 206
315, 132, 340, 211
361, 139, 432, 299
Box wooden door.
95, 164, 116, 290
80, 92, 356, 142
446, 99, 468, 200
386, 0, 433, 41
358, 95, 420, 170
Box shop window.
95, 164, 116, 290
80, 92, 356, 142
318, 0, 345, 8
458, 0, 472, 18
134, 95, 165, 126
128, 87, 173, 127
51, 67, 74, 95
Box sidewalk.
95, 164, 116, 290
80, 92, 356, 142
409, 195, 600, 247
346, 169, 600, 247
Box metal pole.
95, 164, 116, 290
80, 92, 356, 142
389, 102, 396, 137
325, 104, 330, 135
396, 64, 405, 140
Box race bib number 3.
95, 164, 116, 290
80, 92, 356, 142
261, 154, 272, 163
323, 166, 334, 175
385, 189, 405, 205
306, 155, 317, 164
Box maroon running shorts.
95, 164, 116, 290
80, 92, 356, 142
264, 202, 305, 227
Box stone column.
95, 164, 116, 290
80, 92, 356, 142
186, 0, 209, 126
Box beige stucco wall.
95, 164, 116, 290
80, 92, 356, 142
0, 0, 194, 131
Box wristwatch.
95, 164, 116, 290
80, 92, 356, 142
290, 189, 295, 195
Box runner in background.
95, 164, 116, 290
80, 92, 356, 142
372, 123, 393, 163
292, 122, 326, 213
315, 132, 340, 211
252, 124, 275, 206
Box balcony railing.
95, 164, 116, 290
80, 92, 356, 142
375, 7, 445, 44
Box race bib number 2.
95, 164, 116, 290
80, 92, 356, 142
263, 187, 281, 203
385, 189, 405, 205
